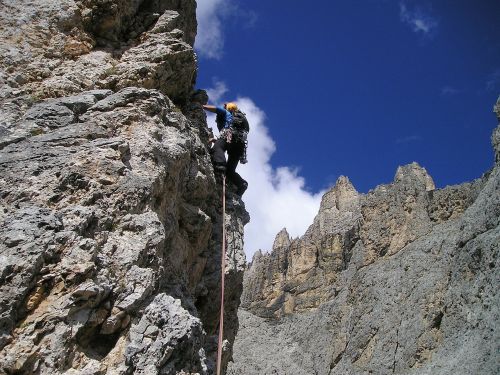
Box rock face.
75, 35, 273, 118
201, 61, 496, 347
229, 104, 500, 374
1, 1, 248, 374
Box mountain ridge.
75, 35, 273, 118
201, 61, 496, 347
229, 105, 499, 374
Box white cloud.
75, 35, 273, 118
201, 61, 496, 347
195, 0, 228, 59
195, 0, 257, 59
399, 2, 438, 37
205, 95, 325, 260
206, 79, 228, 103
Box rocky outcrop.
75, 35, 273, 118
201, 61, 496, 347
0, 0, 197, 130
229, 104, 499, 374
1, 1, 248, 374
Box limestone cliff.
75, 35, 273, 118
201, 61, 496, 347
228, 104, 499, 374
0, 1, 248, 374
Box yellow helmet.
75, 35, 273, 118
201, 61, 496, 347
225, 102, 238, 112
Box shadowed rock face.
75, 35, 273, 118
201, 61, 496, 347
229, 104, 499, 374
1, 1, 248, 374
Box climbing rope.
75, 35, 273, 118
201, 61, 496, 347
216, 175, 226, 375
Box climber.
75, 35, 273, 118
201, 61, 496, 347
203, 102, 249, 197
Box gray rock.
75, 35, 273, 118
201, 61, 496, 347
0, 206, 63, 349
0, 0, 198, 131
126, 294, 207, 374
227, 308, 336, 375
24, 102, 76, 129
230, 122, 499, 374
53, 90, 113, 115
109, 33, 197, 103
70, 281, 111, 308
0, 1, 248, 369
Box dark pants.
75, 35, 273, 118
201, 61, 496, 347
211, 137, 247, 190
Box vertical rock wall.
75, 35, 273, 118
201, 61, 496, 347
229, 105, 499, 374
0, 1, 248, 374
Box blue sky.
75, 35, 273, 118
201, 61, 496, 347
195, 0, 500, 258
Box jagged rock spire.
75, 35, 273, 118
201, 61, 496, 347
272, 228, 291, 250
394, 162, 435, 191
319, 176, 359, 212
493, 96, 500, 163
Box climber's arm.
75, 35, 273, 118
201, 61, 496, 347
202, 105, 217, 113
203, 105, 228, 116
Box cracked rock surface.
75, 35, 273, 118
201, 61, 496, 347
1, 1, 248, 374
228, 102, 499, 375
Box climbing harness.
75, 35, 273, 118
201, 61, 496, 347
220, 127, 233, 143
220, 127, 248, 164
216, 175, 227, 375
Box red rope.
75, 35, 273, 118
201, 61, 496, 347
216, 175, 226, 375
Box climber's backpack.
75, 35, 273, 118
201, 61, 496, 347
231, 110, 249, 133
230, 110, 249, 164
